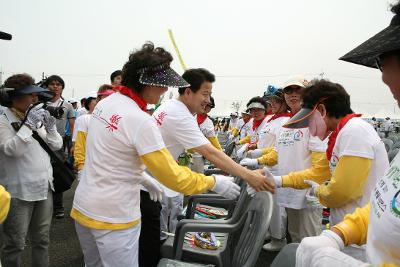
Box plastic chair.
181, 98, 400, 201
158, 192, 273, 267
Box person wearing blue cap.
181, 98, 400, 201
0, 73, 63, 267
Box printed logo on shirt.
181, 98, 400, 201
93, 112, 122, 132
278, 129, 304, 147
154, 112, 167, 126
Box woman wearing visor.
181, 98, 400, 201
237, 96, 270, 157
273, 3, 400, 266
250, 76, 330, 243
70, 43, 243, 267
240, 86, 291, 251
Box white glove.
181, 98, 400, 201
141, 174, 164, 202
212, 175, 241, 199
25, 106, 46, 130
240, 158, 258, 167
236, 144, 248, 159
247, 149, 264, 159
296, 230, 344, 267
42, 110, 57, 133
246, 167, 281, 196
304, 180, 323, 208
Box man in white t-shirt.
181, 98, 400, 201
71, 43, 241, 267
154, 68, 275, 241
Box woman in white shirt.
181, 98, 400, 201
0, 74, 63, 267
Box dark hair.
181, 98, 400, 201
84, 97, 96, 111
110, 70, 122, 83
178, 68, 215, 95
302, 79, 353, 118
122, 42, 173, 93
246, 96, 269, 109
80, 97, 86, 105
43, 75, 65, 89
4, 73, 35, 91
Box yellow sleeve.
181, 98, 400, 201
0, 185, 11, 224
208, 136, 222, 151
74, 131, 87, 171
239, 135, 251, 145
140, 148, 215, 195
317, 156, 372, 208
333, 203, 370, 246
257, 147, 278, 166
231, 128, 239, 137
379, 264, 400, 267
282, 151, 330, 189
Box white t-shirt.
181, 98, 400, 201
276, 128, 328, 209
237, 119, 252, 140
229, 118, 239, 130
258, 116, 291, 175
153, 99, 210, 197
72, 113, 92, 142
72, 93, 165, 223
76, 107, 88, 118
197, 116, 216, 138
383, 120, 392, 131
367, 152, 400, 265
249, 116, 269, 146
329, 117, 389, 225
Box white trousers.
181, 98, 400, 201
160, 194, 183, 240
75, 222, 141, 267
308, 247, 370, 267
269, 194, 287, 239
286, 207, 322, 243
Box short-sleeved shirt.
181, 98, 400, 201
48, 99, 75, 137
276, 127, 328, 209
329, 117, 389, 224
197, 116, 217, 138
72, 93, 165, 223
153, 99, 210, 197
72, 114, 91, 142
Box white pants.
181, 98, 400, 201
75, 222, 141, 267
308, 247, 370, 267
160, 194, 183, 240
286, 207, 322, 243
270, 194, 287, 239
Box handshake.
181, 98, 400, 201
24, 104, 57, 133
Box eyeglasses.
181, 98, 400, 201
283, 86, 303, 95
375, 53, 391, 72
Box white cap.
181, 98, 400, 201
68, 97, 77, 103
284, 75, 309, 89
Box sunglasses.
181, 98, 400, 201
375, 53, 392, 72
283, 86, 303, 94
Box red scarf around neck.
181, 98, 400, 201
197, 114, 208, 125
252, 116, 267, 130
117, 86, 147, 111
326, 113, 362, 160
267, 112, 292, 123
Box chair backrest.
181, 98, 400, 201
382, 138, 394, 152
228, 192, 273, 267
388, 148, 399, 162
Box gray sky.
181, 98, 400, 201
0, 0, 398, 117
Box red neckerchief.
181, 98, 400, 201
117, 86, 147, 111
252, 115, 267, 130
267, 113, 292, 123
197, 114, 208, 126
326, 114, 362, 160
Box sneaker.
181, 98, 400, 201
262, 238, 287, 252
54, 212, 65, 219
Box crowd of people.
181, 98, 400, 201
0, 1, 399, 267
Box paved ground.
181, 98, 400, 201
20, 181, 278, 267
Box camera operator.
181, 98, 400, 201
43, 75, 76, 219
0, 74, 63, 267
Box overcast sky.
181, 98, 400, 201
0, 0, 398, 117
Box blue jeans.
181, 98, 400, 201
1, 191, 53, 267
